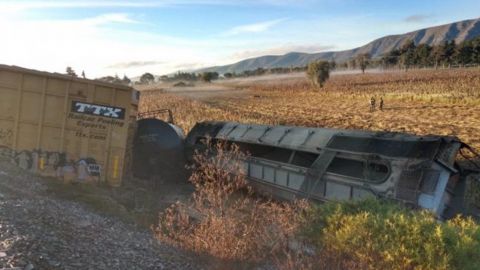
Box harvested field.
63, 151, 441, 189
139, 68, 480, 152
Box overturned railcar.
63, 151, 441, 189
185, 121, 473, 219
132, 110, 186, 182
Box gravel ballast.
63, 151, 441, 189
0, 161, 202, 270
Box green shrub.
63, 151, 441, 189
301, 199, 480, 270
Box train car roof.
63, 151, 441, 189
187, 121, 462, 163
0, 64, 133, 91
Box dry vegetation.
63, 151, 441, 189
155, 142, 310, 269
140, 68, 480, 152
143, 68, 480, 269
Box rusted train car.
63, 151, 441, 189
184, 121, 477, 219
0, 65, 138, 186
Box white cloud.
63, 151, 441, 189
404, 14, 432, 23
0, 0, 307, 11
0, 1, 173, 12
223, 18, 287, 36
83, 13, 140, 25
107, 61, 166, 69
0, 12, 217, 77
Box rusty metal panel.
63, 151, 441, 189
0, 64, 135, 186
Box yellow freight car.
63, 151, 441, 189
0, 64, 138, 186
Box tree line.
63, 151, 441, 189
223, 66, 308, 78
380, 36, 480, 69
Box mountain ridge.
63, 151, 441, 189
198, 17, 480, 74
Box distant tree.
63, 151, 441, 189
307, 61, 330, 88
159, 75, 169, 81
81, 70, 86, 79
66, 66, 77, 77
347, 59, 357, 70
399, 39, 416, 70
455, 42, 474, 65
339, 62, 348, 69
445, 40, 456, 66
122, 75, 131, 85
433, 40, 455, 68
355, 53, 371, 73
243, 70, 254, 77
224, 72, 233, 79
97, 76, 114, 83
414, 44, 433, 67
432, 44, 445, 69
329, 60, 337, 70
471, 37, 480, 64
140, 72, 155, 84
172, 72, 198, 81
254, 68, 266, 76
97, 76, 120, 84
97, 75, 131, 85
382, 49, 401, 68
201, 72, 219, 83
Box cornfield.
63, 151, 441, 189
139, 68, 480, 152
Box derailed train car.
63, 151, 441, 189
184, 121, 478, 219
132, 110, 186, 181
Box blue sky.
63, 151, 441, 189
0, 0, 479, 77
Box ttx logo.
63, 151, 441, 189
72, 101, 126, 119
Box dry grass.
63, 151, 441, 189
155, 142, 309, 268
139, 68, 480, 152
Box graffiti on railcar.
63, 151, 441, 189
0, 146, 101, 182
0, 128, 13, 147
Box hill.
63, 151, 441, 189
199, 17, 480, 74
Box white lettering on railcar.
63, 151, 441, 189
71, 101, 126, 119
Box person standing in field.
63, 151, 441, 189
379, 97, 384, 111
370, 97, 376, 112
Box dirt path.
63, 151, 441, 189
164, 87, 246, 100
136, 81, 248, 101
0, 161, 202, 270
